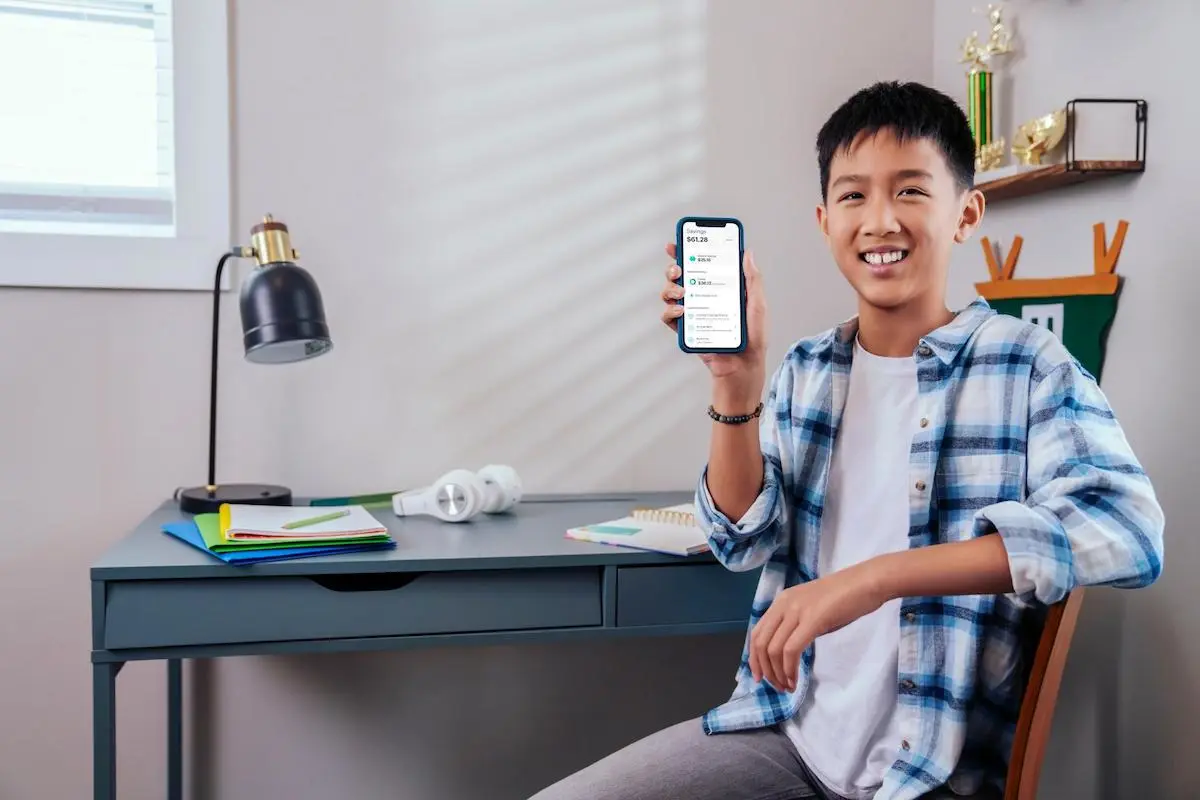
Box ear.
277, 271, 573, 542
815, 203, 830, 241
953, 188, 985, 243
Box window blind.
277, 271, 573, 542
0, 0, 175, 235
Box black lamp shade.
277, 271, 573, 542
239, 261, 332, 363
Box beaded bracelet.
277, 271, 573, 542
707, 402, 764, 425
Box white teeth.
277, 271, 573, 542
863, 250, 907, 265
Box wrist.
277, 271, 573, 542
711, 374, 764, 414
858, 553, 900, 604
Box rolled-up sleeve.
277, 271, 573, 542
976, 357, 1165, 605
694, 363, 793, 571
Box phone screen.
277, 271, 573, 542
681, 220, 743, 350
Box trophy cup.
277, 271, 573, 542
959, 4, 1016, 172
1011, 108, 1068, 166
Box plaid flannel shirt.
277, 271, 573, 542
694, 297, 1164, 800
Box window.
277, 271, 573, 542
0, 0, 230, 290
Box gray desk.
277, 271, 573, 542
90, 492, 760, 800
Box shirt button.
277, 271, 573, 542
919, 417, 929, 428
915, 480, 927, 491
917, 344, 932, 357
901, 739, 911, 751
900, 679, 916, 692
904, 611, 916, 623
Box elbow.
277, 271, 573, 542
1078, 519, 1165, 592
706, 518, 782, 572
987, 499, 1165, 604
1116, 495, 1166, 589
1065, 477, 1166, 592
1113, 526, 1165, 589
1134, 556, 1163, 587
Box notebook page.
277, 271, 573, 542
223, 504, 387, 538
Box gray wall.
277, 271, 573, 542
0, 2, 935, 798
7, 2, 1192, 799
933, 2, 1198, 797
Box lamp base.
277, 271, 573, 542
178, 483, 293, 515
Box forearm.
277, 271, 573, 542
704, 373, 766, 523
867, 533, 1014, 602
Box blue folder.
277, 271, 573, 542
162, 520, 396, 564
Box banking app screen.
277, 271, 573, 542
681, 221, 741, 349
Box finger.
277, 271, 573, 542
665, 262, 681, 281
744, 249, 762, 295
781, 624, 812, 692
750, 610, 784, 686
661, 282, 683, 303
743, 249, 759, 280
766, 617, 797, 691
661, 305, 682, 331
748, 615, 775, 683
665, 242, 677, 259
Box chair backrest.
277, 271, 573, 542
1003, 589, 1086, 800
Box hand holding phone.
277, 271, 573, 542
674, 217, 747, 354
660, 217, 767, 382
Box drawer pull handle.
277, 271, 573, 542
309, 573, 424, 592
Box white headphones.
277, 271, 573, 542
476, 464, 523, 513
391, 465, 523, 523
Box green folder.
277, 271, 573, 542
194, 513, 391, 552
308, 491, 398, 509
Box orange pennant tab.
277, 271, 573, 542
980, 235, 1023, 281
1093, 220, 1129, 275
1000, 235, 1023, 281
980, 236, 1001, 281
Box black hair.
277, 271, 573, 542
816, 81, 976, 202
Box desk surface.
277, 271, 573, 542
91, 490, 707, 581
89, 489, 754, 800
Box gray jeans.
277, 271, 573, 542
528, 717, 837, 800
528, 717, 977, 800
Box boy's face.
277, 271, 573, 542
816, 128, 983, 313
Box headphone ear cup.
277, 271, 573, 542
430, 468, 485, 522
476, 464, 522, 513
393, 469, 484, 522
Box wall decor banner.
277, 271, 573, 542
975, 221, 1129, 381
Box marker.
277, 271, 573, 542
282, 508, 352, 530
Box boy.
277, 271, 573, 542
530, 81, 1164, 800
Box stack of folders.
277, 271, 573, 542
566, 503, 709, 557
162, 503, 396, 564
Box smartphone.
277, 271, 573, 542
675, 216, 747, 354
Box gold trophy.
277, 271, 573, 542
1011, 108, 1068, 166
959, 4, 1015, 172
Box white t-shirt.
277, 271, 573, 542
782, 336, 918, 799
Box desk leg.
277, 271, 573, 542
168, 659, 183, 800
93, 662, 120, 800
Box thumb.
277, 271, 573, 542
744, 249, 761, 286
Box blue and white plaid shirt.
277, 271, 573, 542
694, 297, 1164, 800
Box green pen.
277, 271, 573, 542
282, 508, 352, 530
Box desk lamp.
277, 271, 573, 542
177, 215, 332, 514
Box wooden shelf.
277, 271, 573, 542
977, 160, 1144, 202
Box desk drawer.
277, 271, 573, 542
103, 567, 602, 650
616, 563, 758, 627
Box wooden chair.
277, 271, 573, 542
1002, 589, 1086, 800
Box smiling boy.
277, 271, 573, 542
530, 81, 1164, 800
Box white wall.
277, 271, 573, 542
0, 1, 934, 798
933, 2, 1199, 798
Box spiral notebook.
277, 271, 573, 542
566, 503, 708, 557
